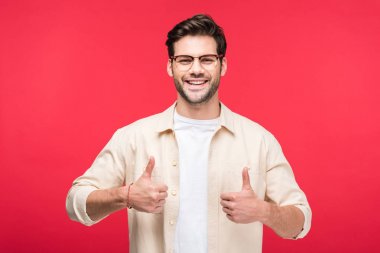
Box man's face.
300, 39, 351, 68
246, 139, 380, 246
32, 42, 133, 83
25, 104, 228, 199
167, 35, 227, 105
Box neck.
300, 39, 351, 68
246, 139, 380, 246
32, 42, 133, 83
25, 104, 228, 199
176, 94, 220, 120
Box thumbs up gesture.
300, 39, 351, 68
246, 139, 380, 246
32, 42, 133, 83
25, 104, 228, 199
128, 156, 168, 213
220, 167, 269, 224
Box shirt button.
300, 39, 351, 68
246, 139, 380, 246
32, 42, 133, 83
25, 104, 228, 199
172, 160, 177, 166
171, 190, 177, 196
169, 220, 175, 225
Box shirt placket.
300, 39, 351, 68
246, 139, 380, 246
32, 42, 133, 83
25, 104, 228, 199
207, 126, 223, 253
163, 131, 180, 253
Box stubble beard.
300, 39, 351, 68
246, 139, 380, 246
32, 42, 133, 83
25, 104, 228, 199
174, 74, 220, 105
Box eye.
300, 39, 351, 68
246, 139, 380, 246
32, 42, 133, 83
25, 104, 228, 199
200, 56, 216, 64
176, 57, 193, 65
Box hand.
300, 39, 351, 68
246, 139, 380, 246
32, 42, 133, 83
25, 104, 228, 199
128, 156, 168, 213
220, 167, 269, 224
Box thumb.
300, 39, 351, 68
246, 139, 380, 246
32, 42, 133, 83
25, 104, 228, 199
242, 167, 252, 190
144, 156, 155, 178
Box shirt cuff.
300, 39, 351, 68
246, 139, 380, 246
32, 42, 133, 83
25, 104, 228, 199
293, 204, 312, 239
66, 186, 102, 226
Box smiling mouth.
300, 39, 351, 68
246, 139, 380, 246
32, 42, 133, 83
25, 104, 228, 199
185, 80, 208, 85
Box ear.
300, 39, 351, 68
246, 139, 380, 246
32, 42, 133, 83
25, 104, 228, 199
167, 59, 173, 77
220, 57, 227, 76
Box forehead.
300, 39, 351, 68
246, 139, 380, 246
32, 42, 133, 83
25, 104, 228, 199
173, 35, 217, 56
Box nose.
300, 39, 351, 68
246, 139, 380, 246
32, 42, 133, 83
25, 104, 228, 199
189, 58, 205, 74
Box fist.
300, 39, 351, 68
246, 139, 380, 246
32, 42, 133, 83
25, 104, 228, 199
220, 167, 268, 224
129, 156, 168, 213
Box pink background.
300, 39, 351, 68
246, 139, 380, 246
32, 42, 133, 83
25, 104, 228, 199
1, 0, 379, 252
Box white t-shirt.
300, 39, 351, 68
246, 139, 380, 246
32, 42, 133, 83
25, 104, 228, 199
173, 110, 219, 253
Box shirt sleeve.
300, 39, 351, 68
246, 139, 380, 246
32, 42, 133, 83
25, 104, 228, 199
66, 186, 99, 226
65, 129, 128, 226
293, 204, 312, 239
264, 134, 312, 239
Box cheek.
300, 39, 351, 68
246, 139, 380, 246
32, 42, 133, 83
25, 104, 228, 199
172, 72, 181, 80
173, 72, 184, 82
211, 70, 222, 80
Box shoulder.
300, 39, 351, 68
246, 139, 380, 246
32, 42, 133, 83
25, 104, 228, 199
223, 105, 280, 149
224, 105, 274, 138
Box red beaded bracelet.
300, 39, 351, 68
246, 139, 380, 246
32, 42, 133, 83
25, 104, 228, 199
127, 182, 134, 209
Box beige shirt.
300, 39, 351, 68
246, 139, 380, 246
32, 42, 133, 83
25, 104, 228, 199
66, 102, 311, 253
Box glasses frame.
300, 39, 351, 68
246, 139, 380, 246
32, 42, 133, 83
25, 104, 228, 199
170, 54, 224, 71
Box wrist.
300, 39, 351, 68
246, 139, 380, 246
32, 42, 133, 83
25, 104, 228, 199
126, 183, 134, 209
261, 201, 277, 226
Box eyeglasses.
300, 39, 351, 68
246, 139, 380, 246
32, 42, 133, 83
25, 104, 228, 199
170, 54, 224, 72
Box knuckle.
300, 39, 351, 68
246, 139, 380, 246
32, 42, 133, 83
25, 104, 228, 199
149, 192, 158, 200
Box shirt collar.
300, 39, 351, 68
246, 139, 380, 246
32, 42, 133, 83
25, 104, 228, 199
155, 101, 235, 134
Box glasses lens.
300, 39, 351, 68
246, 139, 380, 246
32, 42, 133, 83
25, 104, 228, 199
174, 56, 192, 71
199, 55, 218, 70
200, 55, 218, 65
176, 56, 193, 65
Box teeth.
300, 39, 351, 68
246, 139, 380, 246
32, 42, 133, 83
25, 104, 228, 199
187, 80, 207, 85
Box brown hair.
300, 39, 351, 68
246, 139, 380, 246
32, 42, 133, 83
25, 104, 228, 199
165, 14, 227, 58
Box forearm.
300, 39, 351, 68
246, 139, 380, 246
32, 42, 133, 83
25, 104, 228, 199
262, 204, 305, 239
86, 186, 128, 222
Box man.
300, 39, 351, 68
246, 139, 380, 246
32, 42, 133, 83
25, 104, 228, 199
66, 14, 311, 253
